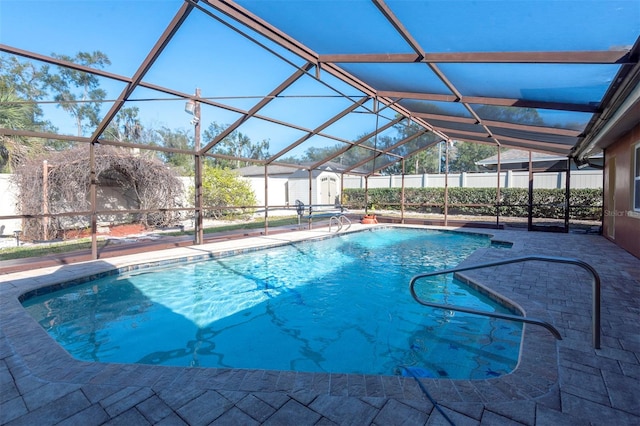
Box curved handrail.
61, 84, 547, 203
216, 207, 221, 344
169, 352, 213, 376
409, 255, 601, 348
339, 214, 351, 231
329, 214, 351, 232
409, 295, 563, 341
329, 216, 342, 232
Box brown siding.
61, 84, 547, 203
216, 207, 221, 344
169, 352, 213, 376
603, 123, 640, 259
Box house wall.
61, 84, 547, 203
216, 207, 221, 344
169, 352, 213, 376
603, 122, 640, 259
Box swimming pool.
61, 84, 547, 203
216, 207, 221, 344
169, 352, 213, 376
22, 227, 522, 379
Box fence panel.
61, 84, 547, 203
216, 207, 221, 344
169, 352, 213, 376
343, 170, 601, 190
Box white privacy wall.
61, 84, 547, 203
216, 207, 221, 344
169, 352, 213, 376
0, 174, 21, 235
0, 170, 602, 234
343, 170, 602, 190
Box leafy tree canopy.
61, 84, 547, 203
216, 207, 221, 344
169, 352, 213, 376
0, 79, 46, 171
197, 164, 257, 219
0, 51, 115, 165
45, 51, 111, 139
449, 141, 498, 172
156, 127, 194, 176
204, 122, 270, 169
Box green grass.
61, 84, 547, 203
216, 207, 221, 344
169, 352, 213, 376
0, 216, 301, 261
0, 238, 107, 261
162, 216, 300, 236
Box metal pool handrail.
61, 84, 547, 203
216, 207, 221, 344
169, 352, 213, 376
409, 255, 601, 349
329, 214, 351, 232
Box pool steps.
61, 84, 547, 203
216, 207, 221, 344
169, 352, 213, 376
410, 255, 601, 349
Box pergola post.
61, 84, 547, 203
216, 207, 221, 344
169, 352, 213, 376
364, 175, 369, 215
564, 158, 571, 232
90, 142, 98, 259
496, 146, 501, 227
339, 172, 345, 206
264, 164, 269, 235
308, 169, 313, 228
401, 159, 406, 224
42, 160, 48, 241
444, 141, 449, 226
528, 150, 533, 231
193, 88, 203, 245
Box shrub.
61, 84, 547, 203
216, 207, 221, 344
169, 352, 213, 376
343, 187, 602, 220
196, 165, 257, 219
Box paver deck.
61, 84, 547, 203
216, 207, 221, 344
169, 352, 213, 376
1, 225, 639, 425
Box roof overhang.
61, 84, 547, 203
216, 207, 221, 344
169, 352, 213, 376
573, 80, 640, 162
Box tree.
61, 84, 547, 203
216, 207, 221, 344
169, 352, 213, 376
203, 122, 270, 168
103, 107, 143, 143
299, 145, 343, 163
293, 131, 402, 172
0, 55, 49, 111
44, 51, 111, 138
449, 141, 498, 172
405, 146, 440, 174
0, 83, 43, 171
156, 127, 194, 175
475, 105, 543, 126
394, 120, 441, 174
0, 56, 54, 170
197, 165, 257, 219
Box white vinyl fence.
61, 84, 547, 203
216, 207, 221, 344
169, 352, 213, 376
0, 174, 20, 237
343, 170, 602, 190
1, 170, 601, 237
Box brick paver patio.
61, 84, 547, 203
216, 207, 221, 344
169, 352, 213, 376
1, 225, 638, 425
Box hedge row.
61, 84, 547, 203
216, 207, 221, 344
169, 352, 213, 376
342, 187, 602, 220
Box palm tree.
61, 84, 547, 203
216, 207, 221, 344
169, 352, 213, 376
0, 85, 38, 172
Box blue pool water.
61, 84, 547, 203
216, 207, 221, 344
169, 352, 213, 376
22, 228, 522, 379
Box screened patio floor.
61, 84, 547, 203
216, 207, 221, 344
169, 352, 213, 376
1, 225, 638, 425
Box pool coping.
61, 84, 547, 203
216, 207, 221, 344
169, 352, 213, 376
0, 224, 559, 407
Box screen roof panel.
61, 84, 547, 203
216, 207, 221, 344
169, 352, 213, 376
126, 86, 246, 132
234, 0, 410, 54
470, 104, 590, 130
439, 63, 620, 105
256, 74, 361, 130
488, 127, 579, 147
272, 134, 353, 164
0, 0, 183, 77
143, 8, 302, 99
321, 107, 392, 143
206, 116, 309, 158
397, 100, 474, 118
388, 0, 639, 52
338, 63, 453, 95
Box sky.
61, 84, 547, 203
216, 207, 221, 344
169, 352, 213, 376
1, 1, 328, 139
1, 0, 639, 156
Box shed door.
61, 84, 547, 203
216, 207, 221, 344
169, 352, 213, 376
320, 177, 337, 205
